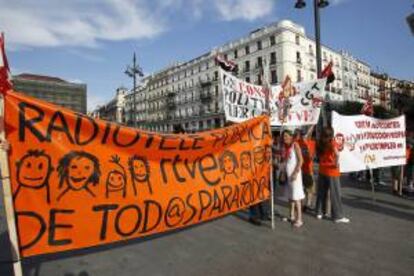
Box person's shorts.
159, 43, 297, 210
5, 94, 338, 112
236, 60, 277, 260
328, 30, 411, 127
302, 173, 315, 194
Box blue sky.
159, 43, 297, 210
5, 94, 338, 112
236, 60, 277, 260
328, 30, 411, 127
1, 0, 413, 111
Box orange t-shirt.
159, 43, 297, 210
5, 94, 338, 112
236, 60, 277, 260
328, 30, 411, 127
407, 147, 411, 163
318, 141, 340, 177
298, 138, 316, 174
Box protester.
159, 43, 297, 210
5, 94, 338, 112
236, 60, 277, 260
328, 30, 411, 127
280, 129, 304, 228
296, 125, 316, 211
391, 165, 402, 196
316, 126, 350, 223
405, 143, 413, 190
173, 124, 185, 134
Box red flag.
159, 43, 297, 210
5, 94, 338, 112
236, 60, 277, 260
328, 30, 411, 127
0, 32, 12, 94
361, 96, 374, 116
320, 61, 335, 84
215, 54, 236, 72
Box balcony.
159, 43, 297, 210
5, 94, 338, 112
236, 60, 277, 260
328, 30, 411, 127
167, 91, 176, 98
167, 98, 176, 109
200, 93, 212, 102
200, 80, 212, 88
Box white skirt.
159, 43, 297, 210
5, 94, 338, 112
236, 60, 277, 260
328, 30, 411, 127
286, 173, 305, 201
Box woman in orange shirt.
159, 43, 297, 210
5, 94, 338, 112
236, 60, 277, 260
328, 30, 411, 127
316, 127, 350, 223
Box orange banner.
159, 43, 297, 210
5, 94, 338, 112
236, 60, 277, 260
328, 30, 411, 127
4, 90, 272, 257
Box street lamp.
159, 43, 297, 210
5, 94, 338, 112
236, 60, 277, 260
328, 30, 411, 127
295, 0, 329, 126
125, 52, 144, 127
295, 0, 329, 77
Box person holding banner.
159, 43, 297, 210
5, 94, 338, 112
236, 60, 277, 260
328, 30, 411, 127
296, 125, 316, 211
316, 127, 350, 223
280, 129, 305, 228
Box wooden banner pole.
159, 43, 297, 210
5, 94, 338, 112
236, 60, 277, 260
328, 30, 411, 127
369, 167, 376, 203
0, 94, 23, 276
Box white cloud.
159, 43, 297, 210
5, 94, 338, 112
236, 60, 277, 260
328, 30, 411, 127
329, 0, 349, 6
0, 0, 165, 48
213, 0, 274, 21
0, 0, 276, 49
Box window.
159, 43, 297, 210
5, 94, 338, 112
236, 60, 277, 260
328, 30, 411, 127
257, 56, 263, 68
244, 60, 250, 72
309, 45, 313, 55
245, 45, 250, 55
257, 40, 262, 50
296, 52, 301, 64
271, 70, 277, 84
270, 52, 276, 64
245, 76, 250, 83
214, 71, 218, 80
295, 34, 300, 45
297, 69, 302, 82
270, 35, 275, 46
234, 49, 238, 59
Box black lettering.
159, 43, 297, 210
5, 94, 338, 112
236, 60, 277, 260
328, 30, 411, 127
183, 193, 197, 225
199, 154, 220, 186
93, 204, 119, 241
46, 111, 74, 143
164, 197, 186, 228
19, 102, 46, 142
141, 200, 162, 233
172, 155, 186, 183
101, 122, 111, 144
160, 158, 172, 184
48, 208, 74, 246
113, 127, 140, 147
114, 205, 142, 237
220, 185, 233, 212
75, 114, 99, 145
198, 190, 212, 221
17, 211, 47, 251
159, 135, 177, 150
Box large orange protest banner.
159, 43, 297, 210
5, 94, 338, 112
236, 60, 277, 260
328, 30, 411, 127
3, 90, 272, 257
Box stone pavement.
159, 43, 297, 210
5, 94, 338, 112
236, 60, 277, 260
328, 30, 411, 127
1, 175, 413, 276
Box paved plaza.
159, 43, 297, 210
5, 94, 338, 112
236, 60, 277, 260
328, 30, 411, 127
1, 175, 413, 276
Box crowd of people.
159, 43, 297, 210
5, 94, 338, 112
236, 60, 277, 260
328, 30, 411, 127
248, 125, 414, 228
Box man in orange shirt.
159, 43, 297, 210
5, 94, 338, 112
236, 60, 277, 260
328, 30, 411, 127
296, 125, 316, 211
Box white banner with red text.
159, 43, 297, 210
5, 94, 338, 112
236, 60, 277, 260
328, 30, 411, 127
332, 112, 406, 173
220, 68, 326, 126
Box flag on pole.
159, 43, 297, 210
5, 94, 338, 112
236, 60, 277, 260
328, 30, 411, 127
0, 32, 12, 94
361, 96, 374, 116
215, 54, 237, 72
320, 61, 335, 84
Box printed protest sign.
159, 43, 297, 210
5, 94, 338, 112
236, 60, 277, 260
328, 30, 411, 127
220, 68, 326, 126
4, 90, 272, 257
270, 77, 326, 126
332, 112, 406, 173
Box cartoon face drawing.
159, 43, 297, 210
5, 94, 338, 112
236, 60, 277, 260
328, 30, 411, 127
67, 157, 94, 190
253, 146, 265, 165
108, 172, 125, 189
240, 151, 253, 177
106, 155, 127, 198
17, 151, 52, 188
14, 150, 53, 204
240, 151, 252, 171
128, 155, 152, 195
335, 133, 345, 152
131, 159, 148, 182
57, 151, 100, 201
220, 151, 239, 179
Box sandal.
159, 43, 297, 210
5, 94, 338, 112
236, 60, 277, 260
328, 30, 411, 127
293, 221, 303, 228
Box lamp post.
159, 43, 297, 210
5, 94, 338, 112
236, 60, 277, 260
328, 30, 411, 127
125, 52, 144, 127
295, 0, 329, 76
295, 0, 329, 126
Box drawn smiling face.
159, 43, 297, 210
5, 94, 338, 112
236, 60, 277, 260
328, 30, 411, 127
18, 154, 51, 188
107, 171, 125, 190
132, 159, 148, 181
67, 157, 94, 190
223, 155, 235, 174
240, 153, 251, 170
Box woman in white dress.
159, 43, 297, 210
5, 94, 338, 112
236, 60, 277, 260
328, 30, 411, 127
280, 129, 305, 227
